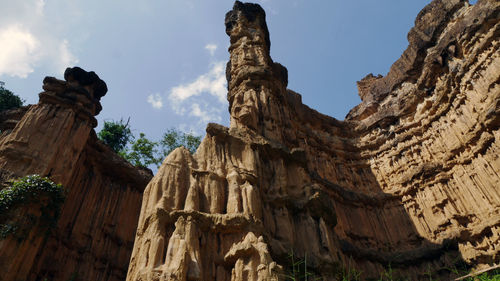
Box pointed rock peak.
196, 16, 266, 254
224, 1, 290, 141
225, 1, 271, 53
165, 146, 192, 164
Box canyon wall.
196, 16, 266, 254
127, 0, 499, 280
0, 68, 152, 281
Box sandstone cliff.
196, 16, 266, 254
127, 0, 500, 280
0, 68, 152, 281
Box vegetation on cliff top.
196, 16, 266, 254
97, 118, 132, 153
0, 82, 24, 112
98, 119, 201, 168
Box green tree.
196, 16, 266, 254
0, 82, 24, 112
97, 117, 202, 169
123, 133, 161, 168
160, 128, 201, 157
97, 119, 132, 153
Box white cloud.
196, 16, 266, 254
0, 0, 78, 78
147, 93, 164, 109
190, 103, 221, 123
168, 61, 228, 127
0, 25, 40, 78
169, 61, 227, 104
205, 43, 217, 56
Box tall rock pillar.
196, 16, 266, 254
225, 1, 289, 142
0, 67, 107, 281
0, 67, 107, 187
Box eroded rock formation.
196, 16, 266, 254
0, 67, 152, 281
127, 0, 500, 280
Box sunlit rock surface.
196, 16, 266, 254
127, 0, 499, 280
0, 0, 497, 279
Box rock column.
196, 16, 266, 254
225, 1, 289, 142
0, 67, 106, 187
0, 67, 107, 281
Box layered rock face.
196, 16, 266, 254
344, 0, 500, 272
127, 0, 499, 280
0, 68, 152, 281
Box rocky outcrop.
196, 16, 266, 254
127, 0, 500, 280
0, 67, 152, 281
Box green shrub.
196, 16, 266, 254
0, 175, 64, 240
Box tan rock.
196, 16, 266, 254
128, 0, 500, 280
0, 67, 152, 281
224, 232, 282, 281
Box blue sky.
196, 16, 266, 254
0, 0, 433, 140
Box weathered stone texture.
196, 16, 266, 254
345, 0, 500, 271
127, 0, 499, 280
0, 67, 152, 281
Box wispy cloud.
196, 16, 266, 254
167, 60, 227, 127
35, 0, 46, 16
57, 39, 78, 73
147, 93, 163, 109
205, 43, 217, 56
145, 44, 229, 133
190, 103, 221, 123
169, 61, 226, 105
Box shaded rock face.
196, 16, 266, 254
127, 0, 500, 280
0, 68, 152, 281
